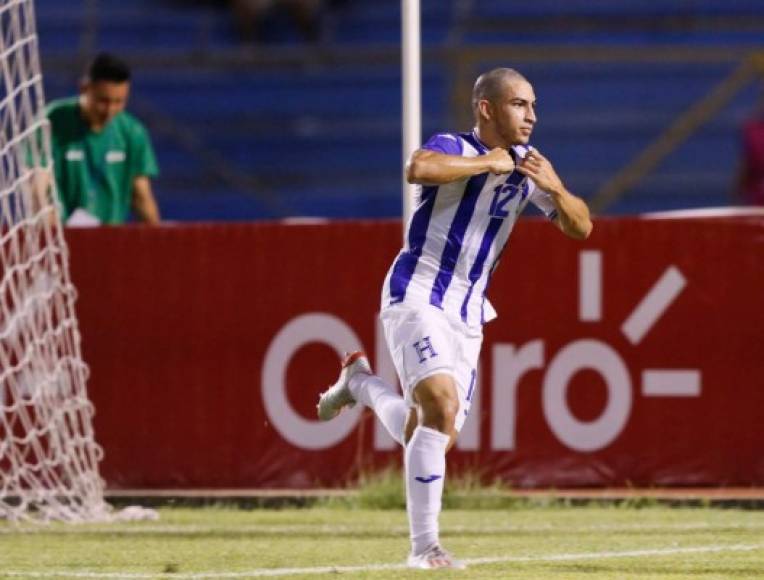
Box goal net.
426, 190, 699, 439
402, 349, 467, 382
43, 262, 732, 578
0, 0, 109, 522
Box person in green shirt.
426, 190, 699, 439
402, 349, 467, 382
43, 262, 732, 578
47, 52, 161, 225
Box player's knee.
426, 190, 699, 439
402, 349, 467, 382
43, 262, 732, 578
414, 375, 459, 434
424, 400, 457, 434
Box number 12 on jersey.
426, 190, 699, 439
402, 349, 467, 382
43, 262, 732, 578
489, 180, 529, 218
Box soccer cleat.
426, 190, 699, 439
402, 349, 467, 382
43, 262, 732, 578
407, 544, 466, 570
316, 351, 371, 421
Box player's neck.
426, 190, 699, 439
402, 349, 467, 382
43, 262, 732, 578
473, 125, 509, 151
78, 96, 107, 133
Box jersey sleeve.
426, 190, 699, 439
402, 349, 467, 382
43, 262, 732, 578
129, 123, 159, 179
528, 180, 559, 221
421, 132, 463, 156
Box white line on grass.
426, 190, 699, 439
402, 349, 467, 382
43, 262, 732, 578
1, 543, 762, 578
3, 521, 764, 536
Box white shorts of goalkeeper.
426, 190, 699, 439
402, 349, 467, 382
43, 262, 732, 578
379, 302, 483, 433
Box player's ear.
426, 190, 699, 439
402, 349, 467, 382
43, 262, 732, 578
478, 99, 492, 122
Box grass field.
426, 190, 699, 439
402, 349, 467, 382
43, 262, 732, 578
2, 502, 764, 579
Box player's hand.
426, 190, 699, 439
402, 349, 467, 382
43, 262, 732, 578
516, 149, 565, 194
485, 148, 515, 175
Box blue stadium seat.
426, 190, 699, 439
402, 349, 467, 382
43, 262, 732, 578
33, 0, 764, 219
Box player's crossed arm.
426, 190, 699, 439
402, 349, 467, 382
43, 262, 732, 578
406, 147, 515, 185
517, 149, 593, 240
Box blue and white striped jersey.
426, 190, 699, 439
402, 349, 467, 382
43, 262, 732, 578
381, 130, 559, 328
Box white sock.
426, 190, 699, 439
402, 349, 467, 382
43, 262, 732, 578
405, 425, 450, 555
349, 373, 409, 446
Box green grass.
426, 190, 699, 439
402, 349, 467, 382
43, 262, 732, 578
320, 466, 528, 511
2, 503, 764, 579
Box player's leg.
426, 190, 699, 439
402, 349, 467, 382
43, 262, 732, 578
317, 305, 465, 568
405, 372, 462, 569
348, 366, 409, 446
316, 351, 410, 446
405, 318, 482, 570
324, 304, 444, 447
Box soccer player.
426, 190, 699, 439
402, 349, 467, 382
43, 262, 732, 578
317, 67, 592, 569
45, 53, 160, 225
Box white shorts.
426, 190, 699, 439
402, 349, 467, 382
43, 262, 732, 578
380, 303, 483, 433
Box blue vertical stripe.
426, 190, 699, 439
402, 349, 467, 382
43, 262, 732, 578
429, 173, 487, 308
480, 241, 508, 324
466, 368, 476, 401
461, 131, 488, 154
389, 186, 438, 304
460, 217, 503, 322
469, 170, 525, 323
464, 368, 477, 417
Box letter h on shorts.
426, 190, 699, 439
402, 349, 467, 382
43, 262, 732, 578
412, 336, 438, 364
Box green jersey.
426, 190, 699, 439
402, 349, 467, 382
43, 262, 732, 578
46, 97, 159, 224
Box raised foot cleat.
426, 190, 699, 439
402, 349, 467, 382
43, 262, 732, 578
316, 351, 371, 421
407, 544, 466, 570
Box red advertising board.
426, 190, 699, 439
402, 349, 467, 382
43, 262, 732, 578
65, 216, 764, 489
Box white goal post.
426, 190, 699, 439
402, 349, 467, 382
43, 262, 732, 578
401, 0, 421, 231
0, 0, 110, 522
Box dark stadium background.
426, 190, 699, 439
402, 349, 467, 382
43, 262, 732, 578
33, 0, 764, 221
